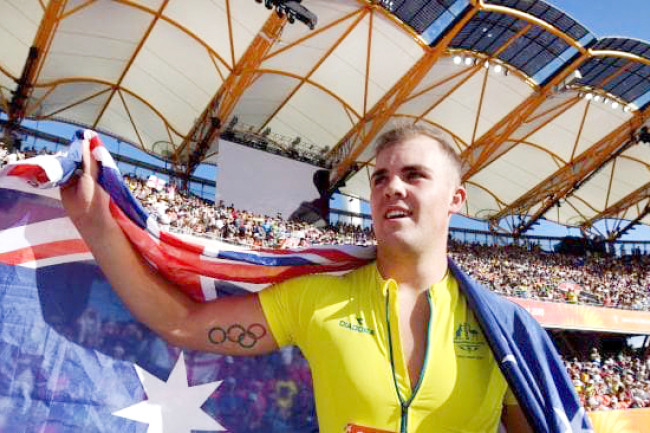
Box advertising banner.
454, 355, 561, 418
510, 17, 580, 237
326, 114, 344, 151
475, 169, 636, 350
508, 298, 650, 334
588, 408, 650, 433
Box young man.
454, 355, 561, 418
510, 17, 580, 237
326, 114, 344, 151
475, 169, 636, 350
62, 126, 564, 432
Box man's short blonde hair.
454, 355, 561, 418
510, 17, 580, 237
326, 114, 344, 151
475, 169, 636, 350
374, 124, 462, 184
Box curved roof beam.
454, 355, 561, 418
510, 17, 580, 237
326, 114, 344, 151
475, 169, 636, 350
582, 182, 650, 240
461, 45, 650, 180
329, 0, 600, 190
114, 0, 232, 71
464, 180, 507, 208
91, 0, 169, 130
256, 8, 369, 134
476, 1, 587, 52
491, 106, 650, 236
174, 12, 286, 176
458, 8, 650, 180
461, 91, 583, 179
38, 87, 112, 119
28, 77, 187, 139
264, 8, 365, 61
0, 63, 17, 82
391, 114, 469, 150
254, 69, 363, 120
328, 2, 481, 189
4, 0, 65, 136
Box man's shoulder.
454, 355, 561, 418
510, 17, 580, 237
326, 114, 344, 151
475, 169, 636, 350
448, 259, 536, 326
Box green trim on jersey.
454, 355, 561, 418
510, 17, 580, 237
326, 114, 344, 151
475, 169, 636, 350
259, 263, 509, 433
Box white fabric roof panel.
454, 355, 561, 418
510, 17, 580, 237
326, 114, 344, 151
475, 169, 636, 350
40, 2, 150, 83
1, 0, 649, 237
97, 95, 143, 150
119, 92, 178, 154
0, 0, 42, 82
525, 99, 586, 163
470, 144, 559, 208
473, 70, 534, 140
366, 14, 424, 106
573, 102, 631, 157
267, 83, 351, 148
163, 0, 236, 69
35, 82, 112, 126
464, 182, 503, 219
610, 153, 650, 199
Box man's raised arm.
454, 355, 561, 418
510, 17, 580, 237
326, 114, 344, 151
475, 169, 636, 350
60, 140, 278, 356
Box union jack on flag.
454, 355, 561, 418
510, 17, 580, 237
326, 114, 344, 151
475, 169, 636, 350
0, 129, 374, 432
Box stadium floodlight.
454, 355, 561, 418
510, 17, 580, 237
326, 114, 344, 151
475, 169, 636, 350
493, 64, 503, 74
464, 56, 474, 66
624, 105, 632, 113
611, 101, 619, 110
593, 95, 603, 103
585, 93, 594, 100
255, 0, 317, 30
453, 55, 462, 65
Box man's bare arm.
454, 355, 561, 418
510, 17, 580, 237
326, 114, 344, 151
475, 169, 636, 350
60, 140, 278, 356
502, 404, 534, 433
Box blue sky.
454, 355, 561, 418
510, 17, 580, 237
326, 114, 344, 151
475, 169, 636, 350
545, 1, 650, 42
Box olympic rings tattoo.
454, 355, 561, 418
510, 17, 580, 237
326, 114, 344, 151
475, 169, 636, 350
208, 323, 267, 349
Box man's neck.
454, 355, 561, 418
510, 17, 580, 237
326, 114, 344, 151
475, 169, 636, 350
376, 245, 448, 293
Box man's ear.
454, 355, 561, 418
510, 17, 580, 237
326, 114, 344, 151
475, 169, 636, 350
449, 184, 467, 214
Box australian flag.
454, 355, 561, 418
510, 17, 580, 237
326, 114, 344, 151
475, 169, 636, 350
0, 130, 373, 433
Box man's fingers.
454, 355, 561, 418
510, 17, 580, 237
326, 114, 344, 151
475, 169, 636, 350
81, 137, 99, 181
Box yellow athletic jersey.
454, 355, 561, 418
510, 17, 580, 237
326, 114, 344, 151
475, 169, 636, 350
259, 262, 510, 433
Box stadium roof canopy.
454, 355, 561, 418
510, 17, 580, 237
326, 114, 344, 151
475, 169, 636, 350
1, 0, 649, 239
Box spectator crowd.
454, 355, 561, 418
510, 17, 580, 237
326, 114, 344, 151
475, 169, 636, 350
565, 348, 650, 411
449, 242, 650, 311
2, 147, 650, 423
124, 173, 650, 312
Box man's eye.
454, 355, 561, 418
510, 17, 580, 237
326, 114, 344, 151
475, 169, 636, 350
406, 172, 424, 181
372, 176, 385, 186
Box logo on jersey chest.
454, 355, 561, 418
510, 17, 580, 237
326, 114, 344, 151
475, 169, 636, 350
339, 317, 375, 335
454, 322, 486, 359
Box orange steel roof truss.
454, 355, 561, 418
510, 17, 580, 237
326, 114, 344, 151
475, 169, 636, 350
2, 0, 650, 236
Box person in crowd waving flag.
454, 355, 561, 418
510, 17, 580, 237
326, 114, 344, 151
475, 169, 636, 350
1, 126, 592, 433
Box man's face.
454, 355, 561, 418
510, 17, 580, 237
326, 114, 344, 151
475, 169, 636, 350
370, 135, 465, 255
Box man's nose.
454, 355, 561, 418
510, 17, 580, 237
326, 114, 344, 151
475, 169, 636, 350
384, 176, 406, 198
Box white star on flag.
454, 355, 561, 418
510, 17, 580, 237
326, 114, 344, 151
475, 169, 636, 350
113, 352, 225, 433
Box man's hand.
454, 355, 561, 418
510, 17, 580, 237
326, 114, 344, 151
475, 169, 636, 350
60, 137, 111, 229
58, 137, 278, 356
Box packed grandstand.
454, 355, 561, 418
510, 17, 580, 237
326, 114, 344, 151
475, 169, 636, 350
2, 146, 649, 426
1, 0, 650, 431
